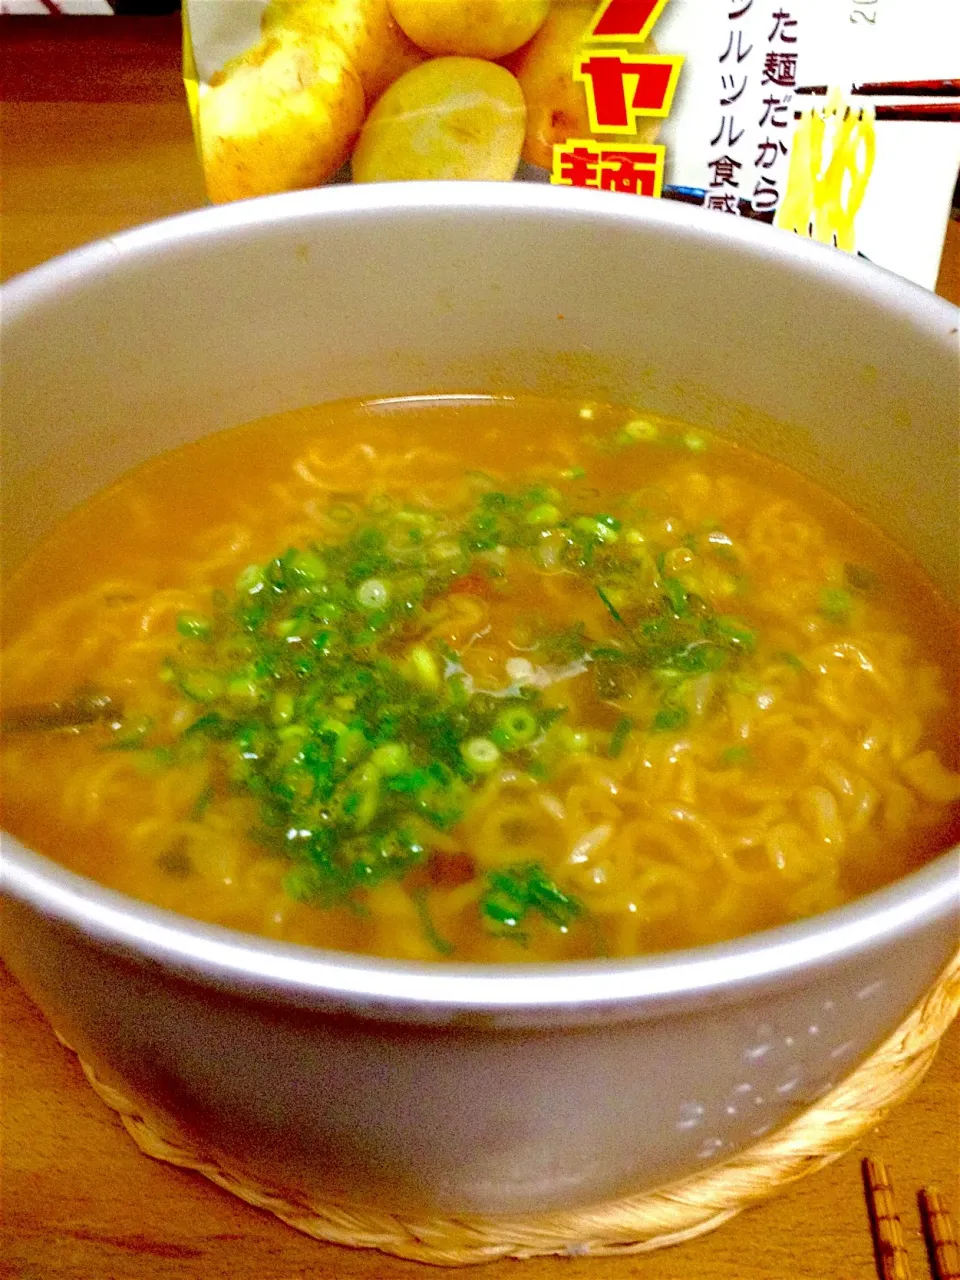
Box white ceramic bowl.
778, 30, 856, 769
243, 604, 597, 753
2, 184, 958, 1216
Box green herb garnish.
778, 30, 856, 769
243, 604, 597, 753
819, 586, 853, 623
110, 456, 773, 957
719, 745, 753, 768
480, 863, 583, 943
608, 716, 633, 758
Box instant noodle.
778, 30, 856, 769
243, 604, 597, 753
2, 395, 957, 962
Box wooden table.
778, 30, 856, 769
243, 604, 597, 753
2, 17, 958, 1280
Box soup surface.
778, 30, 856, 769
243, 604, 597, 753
2, 395, 958, 962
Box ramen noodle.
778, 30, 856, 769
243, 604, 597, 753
2, 395, 958, 962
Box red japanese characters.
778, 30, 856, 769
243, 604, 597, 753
550, 0, 681, 196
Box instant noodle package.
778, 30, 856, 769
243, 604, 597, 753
184, 1, 958, 290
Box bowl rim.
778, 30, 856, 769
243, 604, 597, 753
2, 182, 958, 1025
3, 835, 958, 1022
4, 179, 958, 336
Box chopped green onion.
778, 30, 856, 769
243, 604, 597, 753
151, 467, 772, 950
819, 587, 853, 622
412, 888, 454, 956
335, 727, 368, 766
620, 418, 658, 442
493, 706, 539, 749
461, 737, 501, 774
289, 550, 326, 584
371, 742, 410, 776
227, 676, 260, 703
713, 615, 755, 650
429, 540, 461, 562
407, 644, 440, 690
276, 722, 309, 742
235, 563, 265, 595
356, 578, 390, 610
595, 514, 621, 531
525, 503, 560, 526
574, 516, 619, 544
720, 745, 753, 767
395, 509, 435, 529
773, 651, 805, 672
661, 578, 690, 617
595, 585, 626, 625
652, 704, 688, 732
481, 863, 582, 940
190, 785, 215, 820
106, 715, 154, 751
177, 613, 212, 641
343, 774, 380, 830
608, 716, 633, 758
179, 671, 224, 702
311, 601, 343, 624
271, 693, 294, 724
447, 672, 471, 705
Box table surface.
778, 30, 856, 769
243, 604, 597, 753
2, 17, 958, 1280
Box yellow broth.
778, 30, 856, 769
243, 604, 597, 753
2, 395, 958, 962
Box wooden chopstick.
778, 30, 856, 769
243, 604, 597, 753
870, 104, 960, 122
920, 1187, 960, 1280
793, 79, 960, 122
853, 79, 960, 98
863, 1157, 914, 1280
863, 1158, 960, 1280
793, 104, 960, 123
797, 79, 960, 98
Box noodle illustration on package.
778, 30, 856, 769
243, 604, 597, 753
184, 0, 960, 289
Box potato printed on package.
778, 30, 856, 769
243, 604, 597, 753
184, 0, 960, 291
